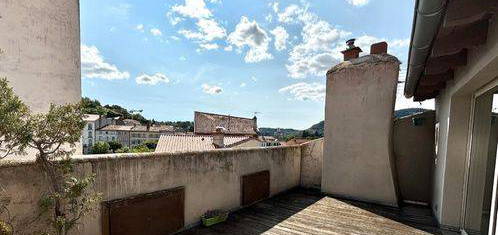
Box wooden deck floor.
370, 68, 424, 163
178, 189, 443, 235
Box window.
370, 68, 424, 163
88, 123, 93, 130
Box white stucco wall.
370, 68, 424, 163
300, 138, 323, 189
0, 0, 81, 112
322, 54, 400, 207
0, 146, 301, 234
432, 16, 498, 229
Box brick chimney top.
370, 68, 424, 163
213, 126, 225, 148
370, 41, 388, 55
341, 39, 362, 61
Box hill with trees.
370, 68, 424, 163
81, 97, 194, 132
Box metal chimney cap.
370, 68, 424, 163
346, 38, 356, 49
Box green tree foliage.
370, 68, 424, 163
143, 140, 157, 150
107, 141, 122, 153
91, 142, 110, 154
0, 79, 101, 235
0, 78, 30, 159
115, 146, 130, 153
81, 97, 195, 132
130, 144, 151, 153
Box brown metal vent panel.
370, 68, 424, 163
102, 187, 185, 235
242, 170, 270, 206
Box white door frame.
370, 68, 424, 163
461, 78, 498, 235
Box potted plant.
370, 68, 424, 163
201, 210, 228, 227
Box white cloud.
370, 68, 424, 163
279, 82, 325, 101
81, 44, 130, 80
277, 4, 307, 24
390, 38, 410, 48
270, 26, 289, 51
195, 18, 226, 41
209, 0, 222, 3
202, 84, 223, 94
136, 73, 170, 85
170, 35, 181, 41
166, 11, 183, 26
224, 45, 233, 51
171, 0, 226, 50
136, 24, 144, 32
251, 76, 258, 82
171, 0, 212, 19
240, 82, 246, 87
179, 56, 187, 61
271, 2, 279, 13
150, 28, 162, 36
265, 14, 273, 23
227, 16, 273, 63
286, 16, 350, 78
346, 0, 370, 7
109, 3, 132, 19
199, 43, 219, 50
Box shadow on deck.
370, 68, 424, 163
178, 188, 443, 235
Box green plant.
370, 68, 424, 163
107, 141, 122, 153
0, 78, 30, 159
91, 142, 110, 154
115, 146, 130, 153
143, 140, 158, 150
130, 144, 151, 153
0, 79, 101, 235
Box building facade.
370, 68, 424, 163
404, 1, 498, 233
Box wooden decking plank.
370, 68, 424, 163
178, 189, 441, 235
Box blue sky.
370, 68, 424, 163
80, 0, 433, 129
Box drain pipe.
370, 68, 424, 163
404, 0, 448, 98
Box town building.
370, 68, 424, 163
155, 134, 261, 153
155, 112, 280, 153
4, 0, 498, 234
82, 114, 100, 154
194, 111, 258, 136
97, 124, 175, 148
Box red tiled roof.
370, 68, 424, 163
155, 135, 254, 153
97, 125, 175, 132
194, 111, 257, 136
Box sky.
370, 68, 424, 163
80, 0, 434, 129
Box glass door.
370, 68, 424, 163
463, 87, 498, 235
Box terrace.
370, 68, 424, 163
3, 0, 498, 234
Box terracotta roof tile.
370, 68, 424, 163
155, 135, 253, 153
83, 114, 100, 122
194, 111, 257, 135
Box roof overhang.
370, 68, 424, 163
404, 0, 496, 101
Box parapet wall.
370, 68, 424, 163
300, 138, 324, 189
0, 146, 302, 234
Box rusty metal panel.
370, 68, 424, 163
242, 170, 270, 206
102, 187, 185, 235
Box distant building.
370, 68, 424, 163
259, 136, 281, 147
194, 111, 258, 136
96, 124, 175, 148
82, 114, 123, 153
283, 138, 311, 146
155, 133, 261, 153
155, 112, 280, 153
82, 114, 100, 153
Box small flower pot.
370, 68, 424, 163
201, 210, 228, 227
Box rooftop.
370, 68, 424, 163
179, 189, 443, 235
155, 134, 254, 153
97, 124, 175, 132
83, 114, 100, 122
194, 111, 258, 136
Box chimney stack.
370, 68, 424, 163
341, 38, 362, 61
370, 41, 388, 55
213, 126, 225, 148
